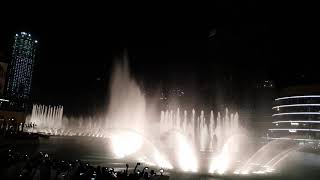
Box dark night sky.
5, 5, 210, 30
0, 2, 319, 115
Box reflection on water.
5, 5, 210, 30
9, 136, 320, 179
11, 136, 124, 168
11, 136, 222, 179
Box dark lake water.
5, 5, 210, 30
4, 136, 320, 180
8, 136, 130, 168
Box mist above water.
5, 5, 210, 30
106, 56, 146, 135
24, 53, 310, 176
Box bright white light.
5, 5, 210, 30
21, 32, 27, 35
273, 121, 320, 124
209, 154, 230, 174
265, 167, 275, 173
209, 142, 231, 175
233, 170, 240, 174
269, 128, 320, 132
176, 133, 198, 172
267, 137, 318, 142
35, 40, 38, 43
291, 122, 299, 126
252, 171, 265, 174
275, 95, 320, 101
153, 149, 173, 169
137, 156, 157, 166
0, 99, 9, 102
240, 170, 249, 175
273, 104, 320, 109
273, 112, 320, 116
110, 131, 143, 158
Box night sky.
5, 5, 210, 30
0, 3, 319, 115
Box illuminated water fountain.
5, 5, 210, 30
25, 56, 172, 169
24, 55, 244, 174
234, 138, 310, 175
160, 108, 240, 152
24, 53, 311, 177
159, 108, 242, 173
26, 104, 65, 135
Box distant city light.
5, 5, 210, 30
272, 104, 320, 109
269, 128, 320, 132
275, 95, 320, 101
0, 98, 9, 102
273, 121, 320, 124
272, 112, 320, 116
268, 137, 317, 142
35, 40, 38, 43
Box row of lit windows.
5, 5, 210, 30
14, 39, 34, 45
269, 131, 319, 139
15, 33, 38, 44
274, 122, 320, 128
274, 106, 320, 113
7, 32, 37, 99
274, 115, 320, 121
14, 48, 34, 54
8, 59, 33, 98
275, 98, 320, 106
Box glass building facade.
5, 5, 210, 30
6, 32, 37, 100
269, 95, 320, 140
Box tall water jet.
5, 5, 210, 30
26, 104, 64, 134
106, 56, 146, 134
23, 54, 259, 174
160, 108, 240, 153
172, 131, 198, 172
106, 54, 147, 157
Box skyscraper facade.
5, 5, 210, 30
269, 85, 320, 141
6, 32, 38, 100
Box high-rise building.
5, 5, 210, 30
269, 85, 320, 141
0, 52, 8, 97
6, 32, 38, 100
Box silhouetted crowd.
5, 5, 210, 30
0, 149, 169, 180
0, 120, 41, 141
0, 118, 36, 136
